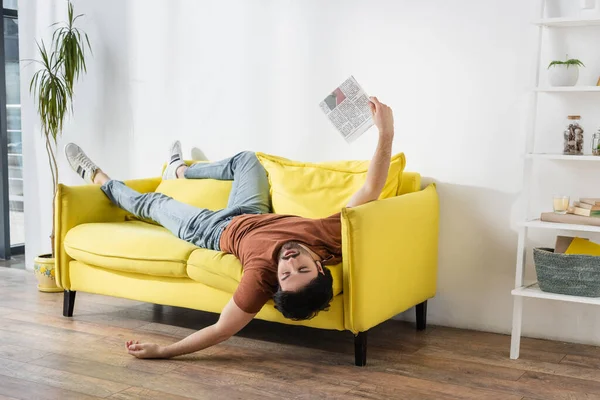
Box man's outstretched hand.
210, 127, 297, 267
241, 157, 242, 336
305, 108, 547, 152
126, 340, 165, 359
369, 96, 394, 140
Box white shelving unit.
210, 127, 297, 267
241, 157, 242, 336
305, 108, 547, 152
533, 16, 600, 27
513, 283, 600, 306
535, 86, 600, 92
510, 1, 600, 360
526, 153, 600, 161
524, 219, 600, 233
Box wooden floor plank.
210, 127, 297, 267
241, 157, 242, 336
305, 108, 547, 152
30, 353, 163, 386
386, 352, 526, 381
560, 354, 600, 369
107, 387, 196, 400
415, 345, 600, 383
4, 309, 153, 338
0, 343, 51, 363
346, 374, 523, 400
0, 374, 105, 400
422, 328, 566, 364
428, 325, 600, 359
519, 371, 600, 397
0, 357, 130, 398
169, 361, 359, 399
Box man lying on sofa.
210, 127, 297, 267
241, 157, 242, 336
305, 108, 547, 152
64, 96, 394, 359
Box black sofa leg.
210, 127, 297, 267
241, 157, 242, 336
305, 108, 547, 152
63, 290, 76, 317
416, 300, 427, 331
354, 331, 367, 366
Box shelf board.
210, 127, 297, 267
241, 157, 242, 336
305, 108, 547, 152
534, 16, 600, 27
535, 86, 600, 92
513, 283, 600, 305
526, 153, 600, 161
523, 219, 600, 233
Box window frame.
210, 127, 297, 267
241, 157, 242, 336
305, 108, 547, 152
0, 2, 22, 260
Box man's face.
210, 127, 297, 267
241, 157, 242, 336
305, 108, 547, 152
277, 241, 323, 292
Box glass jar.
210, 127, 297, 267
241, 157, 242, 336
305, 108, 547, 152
593, 128, 600, 156
563, 115, 584, 155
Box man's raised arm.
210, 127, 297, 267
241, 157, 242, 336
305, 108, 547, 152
346, 97, 395, 208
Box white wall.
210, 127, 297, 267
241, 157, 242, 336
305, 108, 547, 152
20, 0, 134, 268
19, 0, 600, 345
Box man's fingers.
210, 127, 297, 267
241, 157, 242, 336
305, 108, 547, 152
129, 343, 143, 351
128, 349, 142, 358
369, 101, 376, 115
369, 96, 381, 111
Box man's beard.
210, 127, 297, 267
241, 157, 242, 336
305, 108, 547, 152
278, 241, 309, 260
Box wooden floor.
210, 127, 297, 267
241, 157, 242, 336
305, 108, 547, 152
2, 265, 600, 400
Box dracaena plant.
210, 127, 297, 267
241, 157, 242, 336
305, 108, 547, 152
29, 1, 91, 255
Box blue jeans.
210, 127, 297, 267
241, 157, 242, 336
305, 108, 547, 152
101, 151, 270, 250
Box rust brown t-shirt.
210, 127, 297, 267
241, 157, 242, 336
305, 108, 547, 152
219, 213, 342, 314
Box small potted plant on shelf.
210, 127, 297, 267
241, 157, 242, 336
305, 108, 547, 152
548, 55, 585, 87
28, 1, 91, 292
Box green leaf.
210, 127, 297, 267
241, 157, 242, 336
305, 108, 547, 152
28, 0, 90, 157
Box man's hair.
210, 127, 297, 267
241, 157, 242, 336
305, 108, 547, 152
273, 266, 333, 320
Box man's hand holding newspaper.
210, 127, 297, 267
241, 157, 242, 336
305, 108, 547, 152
369, 96, 394, 142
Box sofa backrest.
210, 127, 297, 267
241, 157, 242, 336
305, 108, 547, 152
156, 152, 413, 217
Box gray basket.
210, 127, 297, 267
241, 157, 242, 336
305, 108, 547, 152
533, 247, 600, 297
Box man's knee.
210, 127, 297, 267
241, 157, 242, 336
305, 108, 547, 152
236, 151, 257, 161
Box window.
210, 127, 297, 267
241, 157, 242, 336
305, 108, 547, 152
0, 0, 21, 259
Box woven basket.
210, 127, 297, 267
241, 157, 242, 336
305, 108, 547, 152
533, 247, 600, 297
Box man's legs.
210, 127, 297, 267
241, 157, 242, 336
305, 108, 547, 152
163, 141, 270, 215
180, 151, 271, 215
99, 180, 227, 248
64, 143, 270, 250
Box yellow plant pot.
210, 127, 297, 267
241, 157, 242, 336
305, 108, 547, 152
33, 254, 62, 293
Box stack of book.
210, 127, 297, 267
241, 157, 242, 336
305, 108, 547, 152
541, 198, 600, 227
573, 198, 600, 217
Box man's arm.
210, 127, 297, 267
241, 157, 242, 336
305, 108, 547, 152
346, 97, 395, 208
126, 298, 255, 359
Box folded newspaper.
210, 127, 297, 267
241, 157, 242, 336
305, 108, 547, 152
319, 76, 374, 143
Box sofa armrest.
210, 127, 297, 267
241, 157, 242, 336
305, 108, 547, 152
54, 177, 161, 289
341, 184, 439, 333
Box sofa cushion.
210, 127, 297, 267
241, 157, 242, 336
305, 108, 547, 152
186, 248, 344, 296
256, 152, 406, 218
64, 221, 198, 278
187, 249, 244, 293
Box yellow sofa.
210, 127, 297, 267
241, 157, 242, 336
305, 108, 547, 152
54, 153, 439, 366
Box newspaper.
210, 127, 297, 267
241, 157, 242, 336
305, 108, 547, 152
319, 76, 374, 143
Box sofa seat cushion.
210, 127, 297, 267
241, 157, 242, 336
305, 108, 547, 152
64, 221, 198, 278
187, 249, 244, 293
187, 248, 344, 296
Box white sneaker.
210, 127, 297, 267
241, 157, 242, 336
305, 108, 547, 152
162, 140, 185, 180
64, 143, 99, 184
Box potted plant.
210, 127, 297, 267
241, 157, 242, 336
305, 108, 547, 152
29, 1, 91, 292
548, 56, 585, 87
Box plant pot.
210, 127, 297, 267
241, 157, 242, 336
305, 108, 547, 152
34, 254, 62, 293
548, 65, 579, 87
